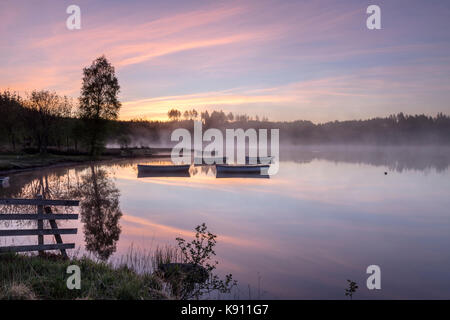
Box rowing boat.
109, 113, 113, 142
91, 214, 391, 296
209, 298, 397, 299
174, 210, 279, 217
137, 164, 190, 172
215, 164, 270, 174
138, 171, 190, 178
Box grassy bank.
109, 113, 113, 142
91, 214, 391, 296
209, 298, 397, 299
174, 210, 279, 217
0, 253, 168, 300
0, 225, 236, 300
0, 148, 171, 174
0, 154, 96, 172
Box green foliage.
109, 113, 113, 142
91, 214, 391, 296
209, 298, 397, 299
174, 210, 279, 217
345, 279, 358, 300
79, 55, 121, 156
0, 253, 165, 300
0, 89, 79, 154
0, 90, 24, 151
173, 223, 237, 300
24, 90, 72, 154
168, 109, 181, 121
0, 225, 237, 300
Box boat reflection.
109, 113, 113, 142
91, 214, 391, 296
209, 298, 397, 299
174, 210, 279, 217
137, 171, 191, 178
216, 172, 270, 179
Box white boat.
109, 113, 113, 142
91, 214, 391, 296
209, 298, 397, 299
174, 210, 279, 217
137, 164, 190, 172
215, 164, 270, 174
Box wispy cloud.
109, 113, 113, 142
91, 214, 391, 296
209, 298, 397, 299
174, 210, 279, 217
120, 61, 450, 122
1, 0, 450, 120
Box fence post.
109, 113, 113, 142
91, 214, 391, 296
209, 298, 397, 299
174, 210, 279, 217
45, 206, 68, 258
36, 194, 44, 255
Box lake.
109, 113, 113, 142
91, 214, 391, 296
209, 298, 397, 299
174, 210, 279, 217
1, 146, 450, 299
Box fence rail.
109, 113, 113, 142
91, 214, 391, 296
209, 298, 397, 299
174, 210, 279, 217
0, 243, 75, 253
0, 195, 79, 257
0, 228, 77, 236
0, 214, 79, 220
0, 198, 79, 206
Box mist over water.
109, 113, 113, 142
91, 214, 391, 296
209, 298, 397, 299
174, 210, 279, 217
280, 145, 450, 172
1, 146, 450, 299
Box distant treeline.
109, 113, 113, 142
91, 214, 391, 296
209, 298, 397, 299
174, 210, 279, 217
1, 90, 450, 154
119, 110, 450, 147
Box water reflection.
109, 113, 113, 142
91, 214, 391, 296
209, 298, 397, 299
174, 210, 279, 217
1, 146, 450, 298
216, 173, 270, 179
0, 164, 123, 260
190, 165, 215, 177
138, 171, 190, 178
0, 170, 76, 232
71, 165, 122, 260
282, 146, 450, 172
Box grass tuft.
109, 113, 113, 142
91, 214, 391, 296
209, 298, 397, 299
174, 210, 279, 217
0, 252, 169, 300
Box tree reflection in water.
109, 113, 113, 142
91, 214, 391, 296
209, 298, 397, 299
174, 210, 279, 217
72, 165, 122, 260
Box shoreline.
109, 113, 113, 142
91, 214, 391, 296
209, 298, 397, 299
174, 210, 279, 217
0, 149, 172, 175
2, 144, 449, 176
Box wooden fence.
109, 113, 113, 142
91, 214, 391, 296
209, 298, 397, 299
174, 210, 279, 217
0, 195, 79, 258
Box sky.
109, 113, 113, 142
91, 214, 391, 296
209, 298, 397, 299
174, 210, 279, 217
1, 0, 450, 122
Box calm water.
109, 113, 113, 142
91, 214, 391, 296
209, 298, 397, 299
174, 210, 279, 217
1, 146, 450, 299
